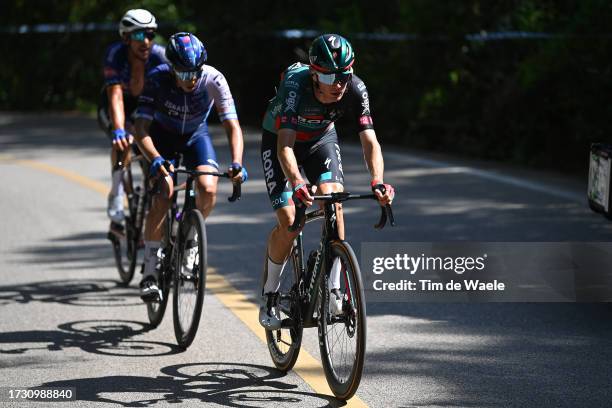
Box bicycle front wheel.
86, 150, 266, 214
172, 209, 207, 349
265, 251, 303, 372
146, 212, 172, 329
318, 240, 366, 400
146, 265, 171, 328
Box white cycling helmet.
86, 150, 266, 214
118, 9, 157, 36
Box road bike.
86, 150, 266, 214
264, 191, 394, 400
107, 153, 149, 285
146, 162, 241, 350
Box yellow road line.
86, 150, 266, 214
16, 159, 110, 195
10, 158, 368, 407
207, 270, 368, 407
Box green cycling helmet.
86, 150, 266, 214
308, 34, 354, 73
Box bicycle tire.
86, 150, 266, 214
110, 231, 136, 284
265, 251, 303, 372
318, 240, 366, 400
110, 166, 138, 285
146, 211, 172, 328
173, 209, 207, 349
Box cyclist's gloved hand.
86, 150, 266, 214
149, 156, 166, 177
229, 162, 248, 183
292, 180, 313, 208
112, 128, 129, 151
371, 180, 395, 206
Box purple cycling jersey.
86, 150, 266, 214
135, 64, 238, 136
102, 42, 166, 94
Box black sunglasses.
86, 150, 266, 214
130, 31, 156, 41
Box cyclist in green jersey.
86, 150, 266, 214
259, 34, 395, 328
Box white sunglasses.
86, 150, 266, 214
174, 67, 203, 81
315, 69, 353, 85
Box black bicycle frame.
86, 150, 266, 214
298, 200, 339, 328
289, 192, 394, 328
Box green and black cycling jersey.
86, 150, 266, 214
262, 62, 374, 142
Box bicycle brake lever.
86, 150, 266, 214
386, 204, 396, 227
228, 182, 241, 202
374, 205, 388, 229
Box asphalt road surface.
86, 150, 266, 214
1, 113, 611, 407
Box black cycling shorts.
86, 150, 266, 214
260, 127, 344, 210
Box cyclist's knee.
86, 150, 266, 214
196, 180, 217, 198
152, 176, 174, 201
318, 183, 344, 212
318, 182, 343, 194
275, 207, 299, 238
151, 193, 171, 214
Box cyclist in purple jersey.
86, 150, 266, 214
259, 34, 395, 329
134, 32, 247, 301
97, 9, 166, 225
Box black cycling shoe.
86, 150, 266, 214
140, 276, 162, 303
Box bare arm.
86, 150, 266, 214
107, 84, 125, 130
134, 118, 162, 162
107, 84, 129, 151
222, 119, 244, 165
277, 128, 303, 186
359, 129, 384, 183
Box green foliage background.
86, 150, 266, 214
1, 0, 611, 173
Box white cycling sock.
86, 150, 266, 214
263, 256, 287, 294
328, 257, 342, 291
110, 169, 124, 197
143, 241, 161, 279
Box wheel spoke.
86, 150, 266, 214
320, 243, 365, 397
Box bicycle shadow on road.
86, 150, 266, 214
0, 319, 180, 360
0, 278, 141, 307
40, 362, 343, 407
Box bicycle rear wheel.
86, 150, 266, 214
265, 250, 303, 372
318, 240, 366, 400
109, 166, 139, 285
173, 209, 207, 349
